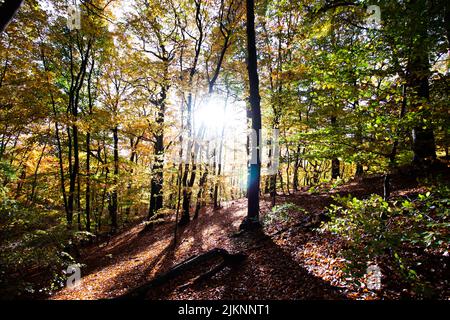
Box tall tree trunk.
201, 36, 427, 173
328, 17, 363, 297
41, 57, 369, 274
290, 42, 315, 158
148, 76, 167, 220
109, 126, 119, 232
67, 127, 75, 228
73, 125, 81, 230
86, 131, 91, 232
98, 158, 108, 233
179, 0, 204, 226
41, 46, 69, 224
148, 114, 165, 219
0, 0, 24, 33
384, 85, 408, 200
126, 137, 140, 216
292, 143, 301, 191
174, 100, 185, 245
85, 57, 95, 232
408, 3, 436, 165
67, 39, 91, 229
179, 125, 205, 225
29, 140, 47, 203
285, 143, 291, 194
330, 116, 340, 179
194, 164, 208, 219
278, 170, 285, 195
241, 0, 262, 230
213, 93, 228, 209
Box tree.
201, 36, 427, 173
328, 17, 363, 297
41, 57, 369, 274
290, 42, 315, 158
0, 0, 24, 33
240, 0, 261, 230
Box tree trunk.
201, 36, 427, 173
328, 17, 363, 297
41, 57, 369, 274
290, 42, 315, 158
109, 126, 119, 232
68, 127, 75, 228
41, 47, 70, 224
86, 131, 91, 232
213, 95, 228, 209
180, 125, 205, 225
148, 94, 165, 219
241, 0, 262, 231
179, 1, 204, 226
285, 144, 291, 194
194, 164, 208, 219
0, 0, 24, 33
330, 116, 340, 179
29, 141, 47, 203
292, 144, 301, 191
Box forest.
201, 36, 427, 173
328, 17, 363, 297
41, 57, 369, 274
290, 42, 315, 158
0, 0, 449, 301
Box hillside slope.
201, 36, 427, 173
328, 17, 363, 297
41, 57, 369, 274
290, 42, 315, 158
51, 171, 449, 300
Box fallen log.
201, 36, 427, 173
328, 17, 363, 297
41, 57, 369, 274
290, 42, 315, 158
118, 248, 246, 299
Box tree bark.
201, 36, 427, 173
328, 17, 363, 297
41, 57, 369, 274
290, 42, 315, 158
179, 0, 205, 226
330, 116, 340, 179
148, 88, 166, 219
241, 0, 262, 231
292, 143, 301, 191
408, 3, 436, 165
0, 0, 24, 33
109, 126, 119, 232
29, 141, 47, 203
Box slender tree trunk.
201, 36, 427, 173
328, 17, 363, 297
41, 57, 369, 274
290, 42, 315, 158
285, 143, 291, 194
278, 170, 285, 195
213, 94, 228, 209
148, 133, 164, 219
41, 47, 69, 224
174, 102, 185, 245
179, 125, 205, 225
85, 57, 96, 232
74, 124, 81, 230
330, 116, 340, 179
384, 84, 408, 200
264, 144, 272, 194
292, 143, 301, 191
194, 164, 208, 219
67, 127, 75, 228
179, 0, 204, 226
109, 126, 119, 232
86, 131, 91, 232
55, 121, 69, 222
30, 141, 47, 203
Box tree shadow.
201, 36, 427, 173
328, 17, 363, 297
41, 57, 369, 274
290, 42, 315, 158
130, 227, 347, 300
113, 202, 249, 299
214, 228, 346, 299
102, 223, 191, 297
70, 196, 347, 300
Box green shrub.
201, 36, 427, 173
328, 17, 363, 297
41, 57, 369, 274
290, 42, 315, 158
0, 196, 78, 298
264, 203, 305, 226
322, 184, 449, 294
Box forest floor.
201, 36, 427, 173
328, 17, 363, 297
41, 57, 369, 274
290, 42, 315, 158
50, 171, 449, 300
